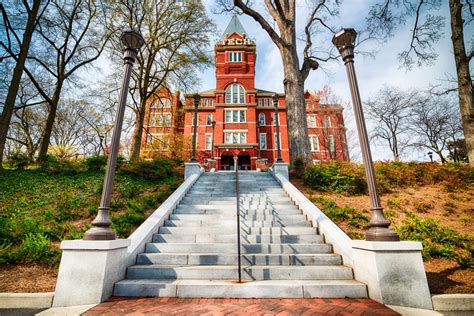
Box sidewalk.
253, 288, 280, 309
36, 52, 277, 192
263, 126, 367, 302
82, 297, 399, 315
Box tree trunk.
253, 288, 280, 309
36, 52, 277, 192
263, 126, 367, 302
0, 0, 41, 169
280, 46, 311, 163
449, 0, 474, 165
130, 105, 146, 160
38, 86, 62, 160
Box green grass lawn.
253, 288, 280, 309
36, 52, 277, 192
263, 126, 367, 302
0, 160, 183, 266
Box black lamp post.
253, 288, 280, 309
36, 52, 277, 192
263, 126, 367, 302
190, 93, 200, 162
427, 152, 433, 163
83, 30, 144, 240
272, 93, 283, 163
332, 28, 399, 242
211, 120, 216, 158
256, 121, 261, 159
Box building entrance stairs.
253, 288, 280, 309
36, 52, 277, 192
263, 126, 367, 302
114, 172, 368, 298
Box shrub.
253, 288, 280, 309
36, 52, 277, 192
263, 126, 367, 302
39, 155, 85, 175
17, 233, 60, 266
397, 213, 473, 267
7, 151, 32, 169
121, 158, 176, 179
413, 201, 433, 213
303, 162, 367, 195
84, 155, 107, 171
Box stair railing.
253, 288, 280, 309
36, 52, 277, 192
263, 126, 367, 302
233, 157, 242, 283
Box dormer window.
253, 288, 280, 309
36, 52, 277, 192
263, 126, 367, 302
228, 51, 242, 62
225, 83, 245, 104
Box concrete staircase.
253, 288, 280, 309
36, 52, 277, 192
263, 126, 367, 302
114, 172, 367, 298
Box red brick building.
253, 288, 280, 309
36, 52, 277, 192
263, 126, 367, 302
141, 16, 349, 169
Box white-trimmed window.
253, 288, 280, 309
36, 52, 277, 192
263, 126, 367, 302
151, 101, 158, 108
224, 131, 247, 144
259, 133, 267, 149
257, 98, 271, 107
328, 135, 335, 152
209, 99, 214, 107
228, 51, 242, 62
225, 84, 245, 104
225, 109, 246, 123
205, 133, 212, 150
307, 114, 317, 128
272, 113, 281, 125
159, 98, 172, 108
258, 113, 265, 126
206, 114, 213, 126
309, 135, 319, 152
323, 116, 332, 128
150, 113, 171, 127
274, 133, 282, 150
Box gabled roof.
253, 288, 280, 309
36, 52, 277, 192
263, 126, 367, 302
222, 15, 248, 39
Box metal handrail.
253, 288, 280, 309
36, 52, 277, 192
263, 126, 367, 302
234, 157, 242, 283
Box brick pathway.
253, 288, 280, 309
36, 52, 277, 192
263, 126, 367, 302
83, 297, 399, 315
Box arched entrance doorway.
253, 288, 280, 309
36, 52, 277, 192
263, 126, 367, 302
238, 152, 251, 170
220, 152, 234, 170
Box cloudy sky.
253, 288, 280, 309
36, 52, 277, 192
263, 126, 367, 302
197, 0, 471, 161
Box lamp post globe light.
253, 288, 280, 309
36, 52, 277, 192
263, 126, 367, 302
332, 28, 399, 242
83, 30, 144, 241
272, 93, 283, 163
190, 93, 201, 162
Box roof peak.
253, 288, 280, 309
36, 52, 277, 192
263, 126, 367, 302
221, 15, 248, 39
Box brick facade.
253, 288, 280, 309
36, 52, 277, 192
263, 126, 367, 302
140, 16, 349, 169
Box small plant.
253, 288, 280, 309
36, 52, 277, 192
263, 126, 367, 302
7, 151, 32, 169
413, 201, 433, 213
17, 233, 60, 266
386, 198, 402, 210
459, 215, 471, 225
444, 207, 455, 216
397, 213, 473, 267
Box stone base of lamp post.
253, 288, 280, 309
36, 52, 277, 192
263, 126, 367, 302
352, 240, 433, 310
185, 162, 201, 179
52, 239, 130, 307
207, 159, 217, 171
272, 162, 289, 180
256, 158, 269, 171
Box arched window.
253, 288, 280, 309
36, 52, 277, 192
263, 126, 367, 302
225, 83, 245, 104
258, 113, 265, 126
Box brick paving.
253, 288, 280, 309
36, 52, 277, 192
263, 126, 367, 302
83, 298, 399, 315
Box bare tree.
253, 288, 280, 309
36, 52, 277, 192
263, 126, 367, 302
365, 86, 415, 161
216, 0, 348, 162
367, 0, 474, 165
108, 0, 216, 160
0, 0, 48, 169
10, 0, 110, 160
409, 93, 464, 162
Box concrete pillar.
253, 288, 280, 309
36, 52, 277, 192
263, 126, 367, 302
272, 162, 289, 180
53, 239, 130, 307
184, 162, 201, 179
352, 240, 433, 310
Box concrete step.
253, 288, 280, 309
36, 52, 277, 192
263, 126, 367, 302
125, 265, 353, 281
145, 243, 331, 254
163, 220, 311, 227
169, 214, 307, 222
114, 279, 367, 298
173, 208, 301, 216
152, 234, 324, 244
136, 253, 341, 266
158, 226, 317, 235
